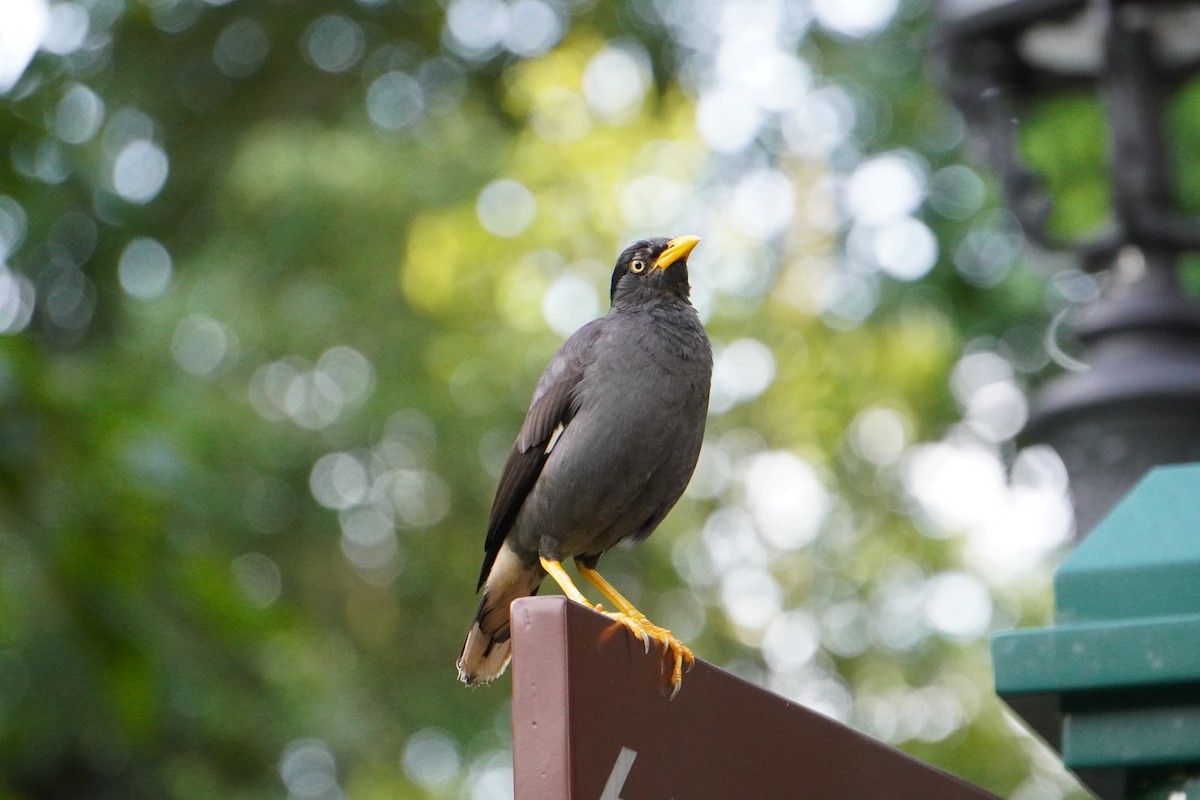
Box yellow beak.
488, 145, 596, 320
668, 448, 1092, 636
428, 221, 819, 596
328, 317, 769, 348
653, 235, 701, 270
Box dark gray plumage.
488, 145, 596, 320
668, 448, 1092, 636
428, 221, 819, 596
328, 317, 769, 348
457, 235, 712, 692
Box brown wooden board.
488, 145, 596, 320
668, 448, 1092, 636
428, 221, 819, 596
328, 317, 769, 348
510, 596, 1000, 799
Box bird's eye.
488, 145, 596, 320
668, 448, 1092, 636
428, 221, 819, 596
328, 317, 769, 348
630, 259, 646, 273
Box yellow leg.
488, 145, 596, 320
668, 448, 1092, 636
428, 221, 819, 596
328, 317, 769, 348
573, 562, 636, 614
575, 560, 695, 699
539, 557, 597, 608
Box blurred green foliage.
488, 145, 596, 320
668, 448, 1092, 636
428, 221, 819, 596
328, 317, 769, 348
0, 0, 1110, 798
1020, 94, 1111, 240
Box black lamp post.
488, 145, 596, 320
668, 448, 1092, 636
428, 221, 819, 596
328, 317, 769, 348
935, 0, 1200, 538
936, 3, 1200, 798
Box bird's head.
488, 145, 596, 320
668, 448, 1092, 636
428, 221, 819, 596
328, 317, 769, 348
609, 235, 701, 305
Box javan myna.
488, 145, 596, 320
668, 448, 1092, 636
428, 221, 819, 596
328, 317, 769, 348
458, 235, 711, 696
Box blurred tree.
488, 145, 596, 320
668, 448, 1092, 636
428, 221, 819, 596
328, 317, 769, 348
0, 0, 1105, 798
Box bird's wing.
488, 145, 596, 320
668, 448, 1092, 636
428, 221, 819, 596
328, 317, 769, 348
475, 322, 603, 589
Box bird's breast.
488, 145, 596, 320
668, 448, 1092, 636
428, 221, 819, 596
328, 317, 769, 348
509, 305, 710, 559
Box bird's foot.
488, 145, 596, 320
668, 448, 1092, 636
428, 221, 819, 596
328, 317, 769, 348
600, 610, 651, 652
601, 611, 694, 699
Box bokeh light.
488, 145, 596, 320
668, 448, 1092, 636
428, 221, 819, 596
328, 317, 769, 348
279, 739, 342, 799
444, 0, 508, 60
542, 271, 599, 336
42, 263, 94, 334
403, 728, 462, 791
924, 571, 993, 640
696, 87, 763, 153
762, 609, 820, 672
367, 71, 425, 131
850, 406, 910, 466
476, 179, 537, 238
582, 44, 649, 122
813, 0, 899, 38
233, 552, 283, 609
710, 338, 777, 412
249, 347, 374, 429
172, 313, 233, 376
619, 174, 689, 232
339, 505, 400, 575
0, 267, 36, 334
54, 83, 105, 144
721, 566, 783, 630
743, 450, 830, 550
872, 217, 939, 281
844, 152, 927, 226
214, 18, 270, 78
112, 139, 169, 204
42, 2, 89, 56
731, 169, 796, 239
118, 237, 173, 300
0, 0, 47, 94
304, 15, 364, 74
905, 438, 1008, 535
929, 165, 987, 220
310, 452, 369, 511
466, 749, 513, 800
0, 197, 28, 258
503, 0, 564, 58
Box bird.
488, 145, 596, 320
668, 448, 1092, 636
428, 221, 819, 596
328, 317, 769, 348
457, 234, 712, 697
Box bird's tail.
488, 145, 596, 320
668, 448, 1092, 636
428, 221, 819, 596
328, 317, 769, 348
457, 545, 543, 686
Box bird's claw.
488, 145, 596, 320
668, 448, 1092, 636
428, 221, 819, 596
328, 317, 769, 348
666, 634, 694, 698
602, 611, 693, 698
603, 611, 651, 652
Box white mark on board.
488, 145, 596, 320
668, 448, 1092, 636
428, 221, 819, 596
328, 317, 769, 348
599, 746, 638, 800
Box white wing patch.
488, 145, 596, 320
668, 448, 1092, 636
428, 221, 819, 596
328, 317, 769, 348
544, 423, 565, 455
